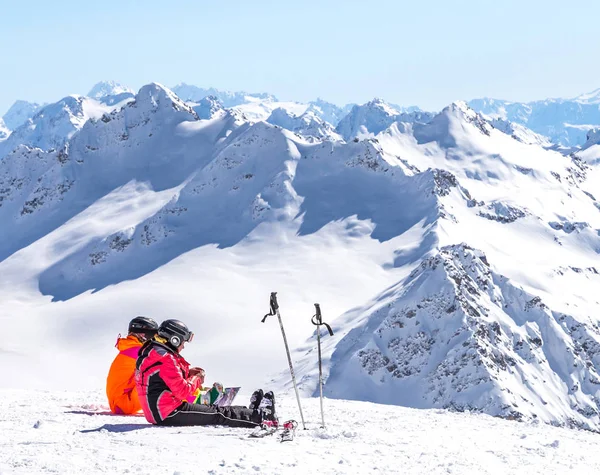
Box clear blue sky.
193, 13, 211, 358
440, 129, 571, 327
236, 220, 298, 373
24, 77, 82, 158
1, 0, 599, 115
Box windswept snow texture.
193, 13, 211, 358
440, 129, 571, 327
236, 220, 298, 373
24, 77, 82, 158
2, 389, 600, 475
2, 83, 600, 434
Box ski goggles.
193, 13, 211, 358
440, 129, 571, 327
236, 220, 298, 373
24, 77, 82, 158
186, 331, 195, 343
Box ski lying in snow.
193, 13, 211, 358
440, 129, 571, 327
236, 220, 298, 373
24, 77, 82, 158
249, 420, 278, 438
279, 420, 297, 442
249, 420, 298, 441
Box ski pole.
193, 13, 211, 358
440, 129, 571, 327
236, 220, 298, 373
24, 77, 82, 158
311, 303, 334, 429
262, 292, 306, 430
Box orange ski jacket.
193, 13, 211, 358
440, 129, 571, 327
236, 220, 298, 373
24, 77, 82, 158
106, 335, 144, 414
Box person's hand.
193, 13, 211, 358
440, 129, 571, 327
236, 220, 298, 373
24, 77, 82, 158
189, 367, 205, 384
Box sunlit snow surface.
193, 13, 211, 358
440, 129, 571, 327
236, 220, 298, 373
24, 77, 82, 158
1, 84, 600, 435
1, 389, 599, 475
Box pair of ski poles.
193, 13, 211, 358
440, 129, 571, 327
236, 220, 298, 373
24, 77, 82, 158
262, 292, 334, 429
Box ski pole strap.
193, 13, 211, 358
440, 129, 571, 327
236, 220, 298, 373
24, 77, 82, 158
262, 292, 279, 323
311, 303, 334, 336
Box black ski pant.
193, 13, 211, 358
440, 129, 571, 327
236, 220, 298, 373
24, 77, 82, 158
158, 402, 261, 428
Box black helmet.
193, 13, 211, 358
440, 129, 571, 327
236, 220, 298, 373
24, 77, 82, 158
128, 316, 158, 336
158, 319, 194, 348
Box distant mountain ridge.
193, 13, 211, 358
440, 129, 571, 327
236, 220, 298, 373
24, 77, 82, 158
1, 82, 600, 434
468, 88, 600, 146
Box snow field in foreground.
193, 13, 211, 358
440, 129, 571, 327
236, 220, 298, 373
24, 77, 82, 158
1, 389, 599, 475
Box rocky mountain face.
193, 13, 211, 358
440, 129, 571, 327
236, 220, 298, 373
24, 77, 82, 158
321, 244, 600, 431
1, 82, 600, 431
0, 94, 132, 161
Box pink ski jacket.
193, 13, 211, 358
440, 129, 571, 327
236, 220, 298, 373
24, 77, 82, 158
135, 340, 201, 424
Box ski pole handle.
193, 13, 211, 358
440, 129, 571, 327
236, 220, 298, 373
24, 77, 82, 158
311, 303, 334, 336
314, 303, 322, 324
262, 292, 279, 323
270, 292, 279, 311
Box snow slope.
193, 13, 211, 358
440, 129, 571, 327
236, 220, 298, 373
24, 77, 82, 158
290, 102, 600, 430
2, 388, 599, 475
0, 83, 408, 393
1, 84, 600, 435
489, 118, 552, 147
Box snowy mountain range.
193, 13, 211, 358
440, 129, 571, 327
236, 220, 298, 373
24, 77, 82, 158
1, 81, 600, 434
469, 89, 600, 147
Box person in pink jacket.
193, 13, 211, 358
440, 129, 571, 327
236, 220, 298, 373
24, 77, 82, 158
135, 319, 276, 427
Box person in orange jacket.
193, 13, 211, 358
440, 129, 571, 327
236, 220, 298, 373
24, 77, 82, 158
106, 316, 158, 414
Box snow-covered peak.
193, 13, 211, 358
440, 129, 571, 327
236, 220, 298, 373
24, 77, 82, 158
2, 100, 44, 130
444, 100, 481, 120
573, 87, 600, 104
130, 83, 198, 121
336, 98, 429, 141
0, 95, 129, 160
336, 98, 436, 142
305, 98, 352, 126
87, 81, 134, 99
266, 108, 342, 142
412, 101, 491, 147
171, 83, 277, 108
368, 97, 401, 116
191, 95, 225, 120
